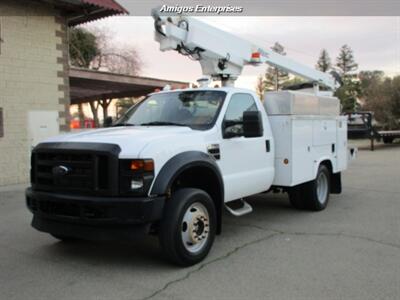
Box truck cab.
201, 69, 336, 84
26, 87, 348, 266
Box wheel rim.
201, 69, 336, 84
316, 172, 329, 204
181, 202, 210, 254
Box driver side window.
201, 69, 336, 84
223, 93, 257, 137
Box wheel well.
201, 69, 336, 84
171, 166, 223, 234
320, 160, 333, 174
320, 160, 341, 194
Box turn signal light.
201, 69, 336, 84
130, 159, 154, 171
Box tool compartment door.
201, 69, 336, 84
291, 118, 314, 185
312, 119, 337, 146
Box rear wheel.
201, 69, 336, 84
289, 164, 330, 211
159, 188, 216, 266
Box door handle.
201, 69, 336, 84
265, 140, 270, 152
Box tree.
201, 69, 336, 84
335, 45, 359, 112
359, 70, 384, 95
255, 75, 266, 100
99, 99, 112, 122
264, 42, 289, 91
68, 26, 143, 127
89, 26, 142, 75
89, 101, 100, 127
316, 49, 331, 72
335, 77, 361, 112
69, 28, 99, 68
69, 28, 100, 127
336, 44, 358, 76
360, 72, 400, 130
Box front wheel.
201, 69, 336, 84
159, 188, 216, 266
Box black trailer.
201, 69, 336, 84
345, 112, 400, 150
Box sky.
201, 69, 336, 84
84, 16, 400, 89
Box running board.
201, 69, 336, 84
225, 199, 253, 217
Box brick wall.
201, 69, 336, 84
0, 0, 70, 185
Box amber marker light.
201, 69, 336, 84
130, 159, 154, 171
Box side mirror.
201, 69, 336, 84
243, 111, 263, 138
103, 116, 113, 127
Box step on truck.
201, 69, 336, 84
26, 11, 355, 266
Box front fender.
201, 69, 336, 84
150, 151, 223, 198
150, 151, 225, 234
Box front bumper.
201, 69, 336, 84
26, 188, 165, 240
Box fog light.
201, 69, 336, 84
131, 179, 144, 190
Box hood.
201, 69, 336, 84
43, 126, 195, 157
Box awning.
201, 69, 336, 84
80, 0, 128, 13
69, 68, 190, 104
34, 0, 128, 26
66, 0, 128, 26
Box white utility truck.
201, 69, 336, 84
26, 11, 353, 266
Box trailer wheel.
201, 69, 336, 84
159, 188, 216, 266
383, 137, 394, 144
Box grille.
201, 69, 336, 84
32, 150, 113, 195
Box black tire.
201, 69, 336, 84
159, 188, 217, 266
289, 165, 330, 211
383, 137, 394, 144
50, 234, 78, 242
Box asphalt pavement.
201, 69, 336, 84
0, 139, 399, 300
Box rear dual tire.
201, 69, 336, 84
289, 165, 330, 211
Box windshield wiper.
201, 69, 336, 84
140, 121, 188, 127
113, 122, 135, 127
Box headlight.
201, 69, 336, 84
130, 179, 144, 190
119, 159, 155, 195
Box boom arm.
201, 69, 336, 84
152, 11, 338, 90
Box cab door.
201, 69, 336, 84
217, 93, 273, 202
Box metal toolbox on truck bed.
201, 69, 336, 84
263, 91, 340, 116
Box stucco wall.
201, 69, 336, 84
0, 0, 70, 185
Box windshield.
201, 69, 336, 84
117, 90, 226, 129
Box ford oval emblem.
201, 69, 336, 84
52, 165, 70, 177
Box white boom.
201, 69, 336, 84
152, 11, 339, 90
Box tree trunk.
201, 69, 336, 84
99, 99, 112, 126
89, 101, 100, 128
78, 104, 84, 128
